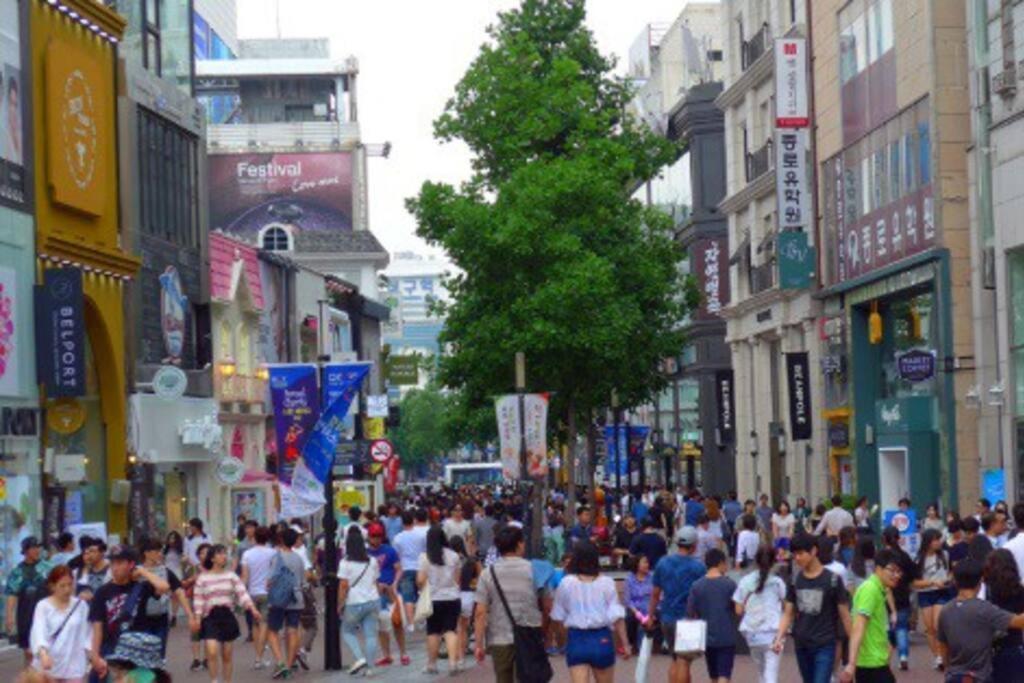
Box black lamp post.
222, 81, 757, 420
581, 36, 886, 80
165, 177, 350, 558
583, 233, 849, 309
317, 300, 342, 671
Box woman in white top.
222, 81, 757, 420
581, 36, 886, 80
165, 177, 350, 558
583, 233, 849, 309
30, 565, 92, 682
770, 501, 796, 553
551, 541, 628, 683
338, 526, 381, 677
735, 514, 761, 570
416, 525, 463, 675
913, 528, 952, 670
732, 545, 785, 683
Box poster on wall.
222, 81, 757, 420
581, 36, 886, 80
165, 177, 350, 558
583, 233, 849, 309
0, 266, 18, 396
232, 489, 267, 526
208, 153, 354, 239
268, 364, 320, 485
0, 0, 25, 205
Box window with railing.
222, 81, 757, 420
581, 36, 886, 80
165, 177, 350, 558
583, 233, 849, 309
742, 22, 770, 70
749, 260, 776, 295
746, 139, 773, 183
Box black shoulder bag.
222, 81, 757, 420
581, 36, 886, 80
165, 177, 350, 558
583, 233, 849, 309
489, 566, 553, 683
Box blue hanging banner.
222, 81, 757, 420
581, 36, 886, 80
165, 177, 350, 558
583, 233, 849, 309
36, 268, 86, 398
282, 362, 371, 518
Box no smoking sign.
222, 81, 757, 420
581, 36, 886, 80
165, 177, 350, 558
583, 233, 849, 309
370, 439, 394, 463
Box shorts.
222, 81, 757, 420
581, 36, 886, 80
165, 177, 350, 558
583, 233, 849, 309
426, 599, 460, 636
660, 621, 702, 662
460, 591, 475, 618
705, 646, 735, 679
918, 589, 951, 609
267, 607, 301, 632
774, 537, 791, 552
200, 606, 241, 642
251, 594, 269, 619
398, 570, 419, 604
566, 627, 615, 669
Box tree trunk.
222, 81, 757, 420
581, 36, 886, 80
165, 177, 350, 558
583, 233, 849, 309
566, 396, 577, 522
586, 410, 597, 500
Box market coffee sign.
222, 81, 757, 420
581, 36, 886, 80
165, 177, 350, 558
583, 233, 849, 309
786, 352, 812, 441
897, 349, 936, 382
36, 268, 85, 398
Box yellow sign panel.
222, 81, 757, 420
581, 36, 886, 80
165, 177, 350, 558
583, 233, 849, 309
0, 477, 6, 502
47, 398, 87, 435
46, 40, 107, 216
363, 417, 385, 440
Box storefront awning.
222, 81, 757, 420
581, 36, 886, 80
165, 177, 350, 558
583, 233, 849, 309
128, 394, 222, 464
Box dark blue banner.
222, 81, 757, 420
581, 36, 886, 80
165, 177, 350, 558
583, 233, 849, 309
302, 363, 371, 484
268, 364, 320, 485
37, 269, 85, 397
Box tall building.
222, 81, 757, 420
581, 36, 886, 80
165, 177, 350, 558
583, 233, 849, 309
812, 0, 975, 513
966, 1, 1024, 503
0, 0, 42, 575
717, 0, 824, 503
628, 5, 730, 492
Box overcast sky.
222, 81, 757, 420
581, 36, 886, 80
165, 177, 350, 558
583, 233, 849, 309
239, 0, 707, 259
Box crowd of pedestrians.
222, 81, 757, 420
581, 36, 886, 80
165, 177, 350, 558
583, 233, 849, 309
11, 485, 1024, 682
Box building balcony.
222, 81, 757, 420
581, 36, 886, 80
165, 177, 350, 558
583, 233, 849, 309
742, 24, 770, 71
745, 140, 773, 183
206, 120, 361, 151
748, 261, 776, 296
213, 372, 268, 404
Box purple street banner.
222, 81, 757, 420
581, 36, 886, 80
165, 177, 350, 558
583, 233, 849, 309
284, 362, 371, 518
268, 364, 319, 485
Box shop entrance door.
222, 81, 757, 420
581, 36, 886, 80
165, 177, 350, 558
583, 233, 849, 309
878, 447, 909, 511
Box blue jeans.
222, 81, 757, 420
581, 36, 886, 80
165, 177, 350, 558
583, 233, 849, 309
887, 607, 910, 659
795, 643, 836, 683
341, 600, 379, 664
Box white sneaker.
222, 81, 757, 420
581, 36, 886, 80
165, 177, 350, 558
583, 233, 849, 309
253, 660, 266, 670
364, 668, 376, 678
934, 655, 944, 670
348, 658, 368, 675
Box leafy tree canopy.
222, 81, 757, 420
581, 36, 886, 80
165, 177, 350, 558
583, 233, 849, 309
408, 0, 699, 426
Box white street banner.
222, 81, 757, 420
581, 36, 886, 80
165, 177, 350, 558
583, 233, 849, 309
523, 393, 549, 478
775, 38, 808, 128
776, 128, 810, 229
495, 395, 521, 480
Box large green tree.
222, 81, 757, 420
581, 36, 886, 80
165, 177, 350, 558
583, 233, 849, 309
392, 386, 455, 468
408, 0, 698, 508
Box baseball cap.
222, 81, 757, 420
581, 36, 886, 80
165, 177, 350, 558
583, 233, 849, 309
20, 536, 40, 552
675, 526, 698, 547
109, 545, 138, 563
367, 522, 386, 538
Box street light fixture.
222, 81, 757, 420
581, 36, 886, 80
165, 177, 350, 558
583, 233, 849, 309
218, 359, 237, 377
749, 430, 759, 458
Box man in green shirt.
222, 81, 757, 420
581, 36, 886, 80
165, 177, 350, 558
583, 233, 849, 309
840, 548, 901, 682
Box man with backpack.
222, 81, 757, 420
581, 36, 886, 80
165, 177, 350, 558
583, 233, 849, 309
240, 525, 276, 669
87, 545, 170, 682
4, 536, 53, 665
266, 527, 306, 679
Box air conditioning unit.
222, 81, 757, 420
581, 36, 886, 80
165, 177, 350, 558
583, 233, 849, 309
993, 69, 1017, 97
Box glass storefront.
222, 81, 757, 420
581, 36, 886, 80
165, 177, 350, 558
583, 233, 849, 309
879, 290, 937, 399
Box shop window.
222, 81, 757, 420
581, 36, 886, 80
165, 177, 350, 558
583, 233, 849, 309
260, 225, 293, 252
880, 290, 937, 398
1010, 251, 1024, 415
219, 320, 233, 361
137, 108, 200, 248
917, 122, 931, 186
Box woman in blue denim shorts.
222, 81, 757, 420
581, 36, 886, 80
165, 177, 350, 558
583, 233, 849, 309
550, 541, 630, 682
915, 528, 952, 672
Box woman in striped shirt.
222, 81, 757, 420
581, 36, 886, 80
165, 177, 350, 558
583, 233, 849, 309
190, 544, 262, 683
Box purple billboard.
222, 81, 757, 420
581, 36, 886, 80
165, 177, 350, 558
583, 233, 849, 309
268, 364, 320, 484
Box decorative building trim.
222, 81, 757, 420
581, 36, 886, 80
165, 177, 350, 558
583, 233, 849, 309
718, 169, 775, 215
38, 0, 126, 44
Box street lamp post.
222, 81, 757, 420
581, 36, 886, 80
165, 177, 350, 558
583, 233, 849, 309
611, 391, 620, 518
318, 300, 342, 671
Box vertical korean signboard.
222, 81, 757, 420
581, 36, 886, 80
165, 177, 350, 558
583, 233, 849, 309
775, 38, 809, 128
774, 37, 812, 290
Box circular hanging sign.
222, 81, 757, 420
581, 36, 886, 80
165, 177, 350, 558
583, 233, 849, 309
153, 365, 188, 400
369, 439, 394, 463
47, 398, 86, 435
215, 456, 245, 486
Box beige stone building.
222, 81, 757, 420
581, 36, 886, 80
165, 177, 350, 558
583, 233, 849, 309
811, 0, 977, 514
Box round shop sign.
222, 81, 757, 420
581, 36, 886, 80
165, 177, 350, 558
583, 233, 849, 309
215, 456, 245, 486
889, 512, 912, 534
47, 398, 86, 435
369, 439, 393, 463
153, 365, 188, 400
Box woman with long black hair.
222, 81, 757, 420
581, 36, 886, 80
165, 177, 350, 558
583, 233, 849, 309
733, 544, 785, 683
985, 549, 1024, 678
914, 527, 952, 671
338, 524, 381, 676
416, 524, 463, 674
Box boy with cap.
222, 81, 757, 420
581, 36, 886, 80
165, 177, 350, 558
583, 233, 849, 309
88, 546, 170, 681
5, 537, 52, 665
367, 521, 407, 666
648, 526, 707, 683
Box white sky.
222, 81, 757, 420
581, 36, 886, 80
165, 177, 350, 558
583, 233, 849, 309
239, 0, 707, 259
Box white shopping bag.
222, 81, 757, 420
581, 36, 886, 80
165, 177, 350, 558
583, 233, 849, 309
634, 634, 653, 683
673, 619, 707, 654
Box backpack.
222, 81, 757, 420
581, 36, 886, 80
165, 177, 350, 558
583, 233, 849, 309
267, 552, 297, 609
143, 566, 170, 617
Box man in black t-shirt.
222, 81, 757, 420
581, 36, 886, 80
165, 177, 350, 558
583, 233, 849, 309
773, 534, 851, 683
87, 546, 170, 680
629, 517, 668, 569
